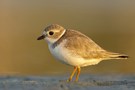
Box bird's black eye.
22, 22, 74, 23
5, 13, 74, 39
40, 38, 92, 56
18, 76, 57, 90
49, 31, 54, 35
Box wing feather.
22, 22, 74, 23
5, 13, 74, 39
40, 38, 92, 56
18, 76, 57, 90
63, 29, 108, 59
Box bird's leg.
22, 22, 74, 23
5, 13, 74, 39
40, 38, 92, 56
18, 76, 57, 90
75, 67, 81, 82
67, 66, 77, 82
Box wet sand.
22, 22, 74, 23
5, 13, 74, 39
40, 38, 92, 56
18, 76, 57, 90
0, 74, 135, 90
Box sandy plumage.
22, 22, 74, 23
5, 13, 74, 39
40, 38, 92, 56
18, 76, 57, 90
37, 24, 128, 81
53, 28, 128, 60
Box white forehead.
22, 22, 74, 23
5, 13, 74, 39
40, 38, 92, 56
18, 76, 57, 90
43, 31, 46, 34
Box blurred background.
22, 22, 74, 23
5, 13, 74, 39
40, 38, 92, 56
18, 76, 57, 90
0, 0, 135, 75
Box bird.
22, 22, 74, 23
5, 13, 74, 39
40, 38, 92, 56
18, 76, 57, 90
37, 24, 128, 82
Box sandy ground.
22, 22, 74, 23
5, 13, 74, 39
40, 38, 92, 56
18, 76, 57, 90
0, 74, 135, 90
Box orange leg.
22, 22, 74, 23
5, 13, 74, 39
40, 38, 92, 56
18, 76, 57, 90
67, 66, 77, 82
75, 67, 81, 82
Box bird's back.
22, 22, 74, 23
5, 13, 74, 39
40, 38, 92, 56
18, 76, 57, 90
54, 29, 128, 60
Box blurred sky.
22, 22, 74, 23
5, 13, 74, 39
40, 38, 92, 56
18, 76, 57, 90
0, 0, 135, 75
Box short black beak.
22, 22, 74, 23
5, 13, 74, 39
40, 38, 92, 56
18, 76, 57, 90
37, 35, 45, 40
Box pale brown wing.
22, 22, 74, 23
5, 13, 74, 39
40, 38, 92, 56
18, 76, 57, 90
63, 29, 109, 59
54, 29, 128, 59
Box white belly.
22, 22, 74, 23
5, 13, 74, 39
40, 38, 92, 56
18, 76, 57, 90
48, 42, 101, 67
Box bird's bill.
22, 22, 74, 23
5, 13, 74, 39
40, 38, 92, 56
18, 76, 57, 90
37, 35, 45, 40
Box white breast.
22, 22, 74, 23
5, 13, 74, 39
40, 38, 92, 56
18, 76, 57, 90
48, 40, 102, 67
48, 40, 69, 64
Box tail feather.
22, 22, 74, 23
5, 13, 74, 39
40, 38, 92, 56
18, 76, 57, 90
105, 51, 129, 59
109, 53, 128, 59
118, 55, 129, 59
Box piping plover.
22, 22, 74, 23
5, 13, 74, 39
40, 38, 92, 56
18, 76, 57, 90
37, 24, 128, 82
